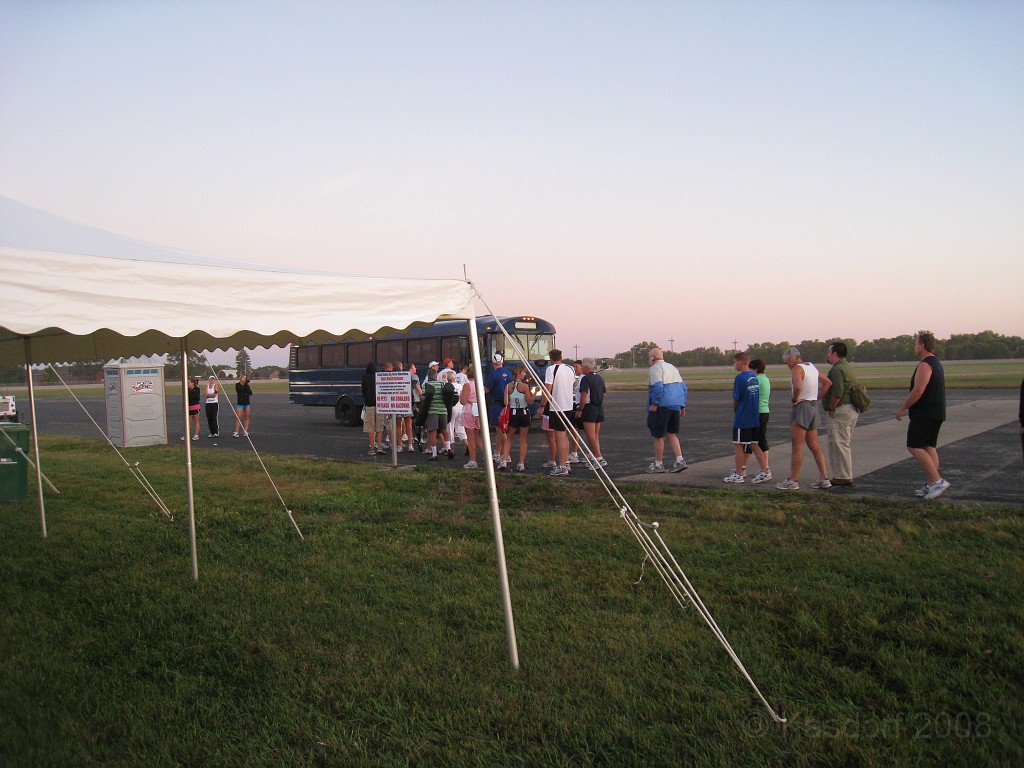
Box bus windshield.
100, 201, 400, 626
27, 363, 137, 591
493, 332, 554, 362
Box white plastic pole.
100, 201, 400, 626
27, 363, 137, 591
468, 319, 520, 671
181, 339, 199, 582
24, 338, 46, 537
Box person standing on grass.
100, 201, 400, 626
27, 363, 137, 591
459, 368, 485, 468
540, 348, 576, 476
361, 362, 385, 455
184, 377, 201, 441
204, 375, 221, 438
233, 373, 252, 438
501, 364, 536, 472
484, 353, 513, 463
724, 352, 769, 484
576, 357, 607, 469
823, 342, 859, 486
645, 347, 688, 473
896, 330, 949, 500
776, 347, 831, 491
749, 359, 772, 483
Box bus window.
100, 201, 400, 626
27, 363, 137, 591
348, 341, 372, 367
376, 340, 405, 365
321, 343, 345, 368
441, 336, 465, 365
296, 344, 320, 368
408, 337, 439, 364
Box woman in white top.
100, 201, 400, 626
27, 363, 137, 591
204, 375, 221, 438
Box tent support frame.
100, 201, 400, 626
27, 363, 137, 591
181, 338, 200, 582
467, 319, 520, 671
24, 337, 47, 537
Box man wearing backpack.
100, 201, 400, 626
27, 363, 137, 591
824, 342, 860, 486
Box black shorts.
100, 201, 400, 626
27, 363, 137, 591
907, 416, 943, 449
549, 410, 573, 432
647, 407, 680, 438
756, 412, 770, 452
732, 427, 758, 445
582, 402, 604, 424
508, 407, 531, 430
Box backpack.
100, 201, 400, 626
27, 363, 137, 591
849, 383, 871, 413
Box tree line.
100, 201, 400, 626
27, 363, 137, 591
612, 330, 1024, 368
0, 348, 286, 386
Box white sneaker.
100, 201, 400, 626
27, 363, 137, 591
567, 452, 580, 464
463, 461, 478, 469
914, 484, 929, 497
723, 471, 745, 483
646, 462, 667, 473
542, 460, 557, 469
232, 432, 239, 438
810, 479, 832, 489
549, 465, 571, 476
751, 470, 772, 484
924, 478, 950, 500
776, 478, 800, 490
670, 457, 688, 472
597, 457, 608, 468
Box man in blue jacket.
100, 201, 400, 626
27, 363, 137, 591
646, 347, 688, 473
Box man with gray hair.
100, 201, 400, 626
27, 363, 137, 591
776, 347, 832, 491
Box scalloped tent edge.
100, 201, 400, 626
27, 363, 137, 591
0, 195, 519, 669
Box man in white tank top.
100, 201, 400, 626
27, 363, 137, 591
776, 347, 831, 491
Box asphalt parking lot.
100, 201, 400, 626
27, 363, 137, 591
23, 387, 1022, 505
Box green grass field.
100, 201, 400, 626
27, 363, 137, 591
1, 437, 1021, 766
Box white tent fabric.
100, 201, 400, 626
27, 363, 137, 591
0, 195, 476, 365
0, 195, 520, 669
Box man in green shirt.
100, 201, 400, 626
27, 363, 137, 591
824, 342, 859, 486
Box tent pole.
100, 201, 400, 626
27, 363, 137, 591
23, 338, 46, 537
181, 339, 199, 582
468, 319, 520, 671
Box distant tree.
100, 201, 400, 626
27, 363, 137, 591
615, 341, 659, 369
165, 350, 212, 379
235, 348, 252, 377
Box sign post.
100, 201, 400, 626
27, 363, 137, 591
375, 371, 412, 467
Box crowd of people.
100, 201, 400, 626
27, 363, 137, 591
176, 328, 1012, 501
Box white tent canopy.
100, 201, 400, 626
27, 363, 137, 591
0, 195, 519, 669
0, 195, 476, 365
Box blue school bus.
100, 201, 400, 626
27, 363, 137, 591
288, 316, 556, 425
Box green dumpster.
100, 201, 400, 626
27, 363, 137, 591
0, 423, 30, 502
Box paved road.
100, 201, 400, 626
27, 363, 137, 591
19, 387, 1022, 505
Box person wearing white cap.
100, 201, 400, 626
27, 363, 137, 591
484, 353, 513, 461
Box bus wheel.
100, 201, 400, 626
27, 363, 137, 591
336, 397, 360, 427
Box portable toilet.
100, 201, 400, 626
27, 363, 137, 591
104, 363, 167, 447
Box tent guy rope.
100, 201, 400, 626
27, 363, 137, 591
474, 294, 788, 728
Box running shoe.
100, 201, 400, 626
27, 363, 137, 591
191, 435, 199, 441
232, 432, 239, 438
776, 478, 800, 491
567, 453, 580, 464
542, 460, 557, 469
514, 463, 526, 472
924, 478, 950, 500
646, 462, 667, 473
750, 470, 772, 484
723, 471, 745, 483
549, 465, 570, 476
810, 479, 833, 489
463, 461, 478, 469
914, 484, 929, 497
670, 457, 688, 472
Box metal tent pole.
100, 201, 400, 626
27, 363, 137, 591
23, 337, 46, 537
181, 339, 199, 582
468, 319, 520, 671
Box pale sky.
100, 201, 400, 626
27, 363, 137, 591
2, 1, 1022, 365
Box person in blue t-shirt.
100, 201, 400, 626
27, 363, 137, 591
724, 352, 771, 484
484, 353, 514, 460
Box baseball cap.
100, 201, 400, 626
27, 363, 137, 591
491, 353, 503, 364
428, 360, 439, 368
